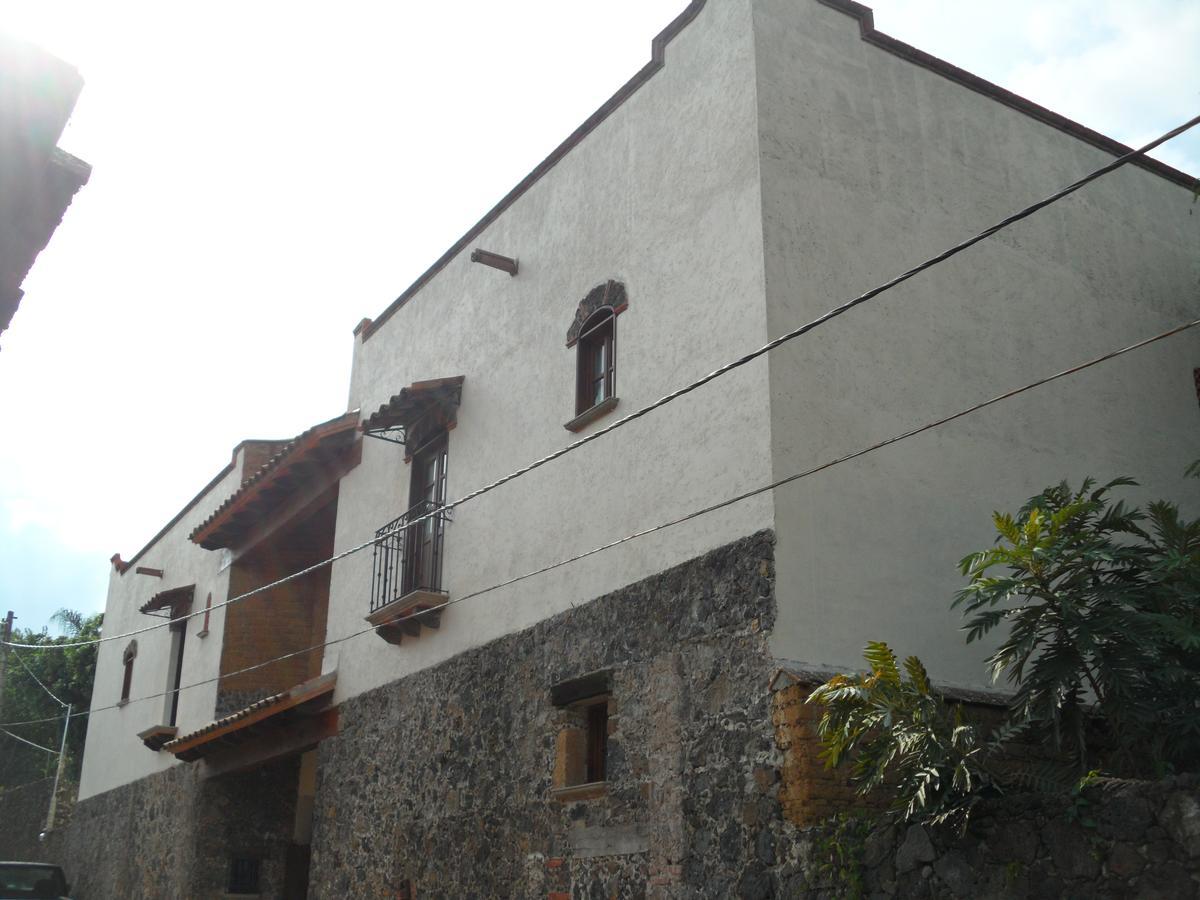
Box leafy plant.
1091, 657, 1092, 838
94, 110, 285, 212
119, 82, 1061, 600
0, 609, 102, 789
808, 641, 997, 829
812, 812, 871, 899
954, 476, 1200, 776
807, 465, 1200, 826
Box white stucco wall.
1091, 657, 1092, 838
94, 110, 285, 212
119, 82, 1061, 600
78, 451, 252, 799
755, 0, 1200, 689
326, 0, 775, 704
81, 0, 1200, 802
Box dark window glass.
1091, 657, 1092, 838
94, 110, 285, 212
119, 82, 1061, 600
0, 863, 67, 896
402, 432, 448, 596
228, 857, 261, 894
576, 309, 615, 415
586, 702, 608, 783
121, 644, 135, 702
167, 621, 187, 726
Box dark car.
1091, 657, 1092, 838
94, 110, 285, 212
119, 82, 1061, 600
0, 862, 71, 899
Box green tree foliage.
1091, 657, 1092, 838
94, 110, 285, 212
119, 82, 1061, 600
955, 476, 1200, 776
808, 468, 1200, 826
809, 642, 996, 829
0, 609, 101, 789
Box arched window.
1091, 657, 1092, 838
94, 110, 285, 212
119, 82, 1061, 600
576, 308, 615, 415
565, 280, 627, 430
121, 640, 138, 704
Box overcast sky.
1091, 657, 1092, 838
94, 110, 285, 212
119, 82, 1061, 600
1, 0, 1197, 635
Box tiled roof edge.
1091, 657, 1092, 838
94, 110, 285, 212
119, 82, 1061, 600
770, 663, 1013, 707
188, 410, 360, 546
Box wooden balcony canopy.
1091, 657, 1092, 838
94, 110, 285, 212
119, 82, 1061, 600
139, 583, 194, 617
163, 672, 337, 765
190, 411, 361, 551
361, 376, 464, 449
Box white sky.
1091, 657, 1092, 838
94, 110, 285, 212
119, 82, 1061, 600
1, 0, 1197, 633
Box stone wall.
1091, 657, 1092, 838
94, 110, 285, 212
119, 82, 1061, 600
49, 756, 298, 899
780, 776, 1200, 899
52, 527, 1200, 897
308, 530, 785, 898
0, 778, 55, 862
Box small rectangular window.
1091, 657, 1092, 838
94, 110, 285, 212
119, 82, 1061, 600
228, 857, 261, 894
551, 671, 613, 797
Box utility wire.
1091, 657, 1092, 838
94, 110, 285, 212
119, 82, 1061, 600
11, 650, 69, 708
4, 316, 1194, 729
5, 111, 1198, 655
0, 727, 58, 755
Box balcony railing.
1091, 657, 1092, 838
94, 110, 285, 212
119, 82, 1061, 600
370, 499, 448, 615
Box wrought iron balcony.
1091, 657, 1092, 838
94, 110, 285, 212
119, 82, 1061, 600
368, 500, 449, 644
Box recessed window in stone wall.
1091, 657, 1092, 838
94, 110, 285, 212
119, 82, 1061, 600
550, 670, 612, 801
227, 857, 261, 895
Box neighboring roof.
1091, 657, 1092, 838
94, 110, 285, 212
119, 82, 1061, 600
360, 0, 1195, 343
163, 672, 337, 762
0, 35, 91, 344
362, 376, 465, 433
190, 411, 360, 551
139, 583, 195, 616
769, 663, 1013, 707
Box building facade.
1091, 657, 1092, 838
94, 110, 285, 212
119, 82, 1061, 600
68, 1, 1199, 896
0, 33, 91, 346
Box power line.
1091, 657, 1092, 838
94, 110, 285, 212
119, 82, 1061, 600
4, 315, 1194, 729
5, 112, 1197, 655
11, 650, 69, 708
0, 727, 58, 755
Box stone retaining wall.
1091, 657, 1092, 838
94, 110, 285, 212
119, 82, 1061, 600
307, 530, 784, 897
0, 778, 56, 862
768, 776, 1200, 898
44, 756, 298, 899
49, 527, 1200, 897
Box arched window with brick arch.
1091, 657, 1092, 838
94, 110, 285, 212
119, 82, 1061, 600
565, 280, 627, 431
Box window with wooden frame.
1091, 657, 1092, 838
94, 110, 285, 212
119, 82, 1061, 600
402, 426, 449, 597
564, 280, 627, 432
120, 640, 137, 705
575, 307, 615, 416
164, 620, 187, 727
550, 670, 612, 800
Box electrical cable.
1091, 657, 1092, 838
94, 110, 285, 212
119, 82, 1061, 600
3, 315, 1194, 729
4, 112, 1197, 655
11, 650, 70, 708
0, 727, 58, 755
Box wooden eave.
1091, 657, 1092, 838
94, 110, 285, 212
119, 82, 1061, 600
139, 583, 195, 616
137, 724, 178, 751
163, 672, 337, 763
190, 412, 361, 551
361, 376, 465, 433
